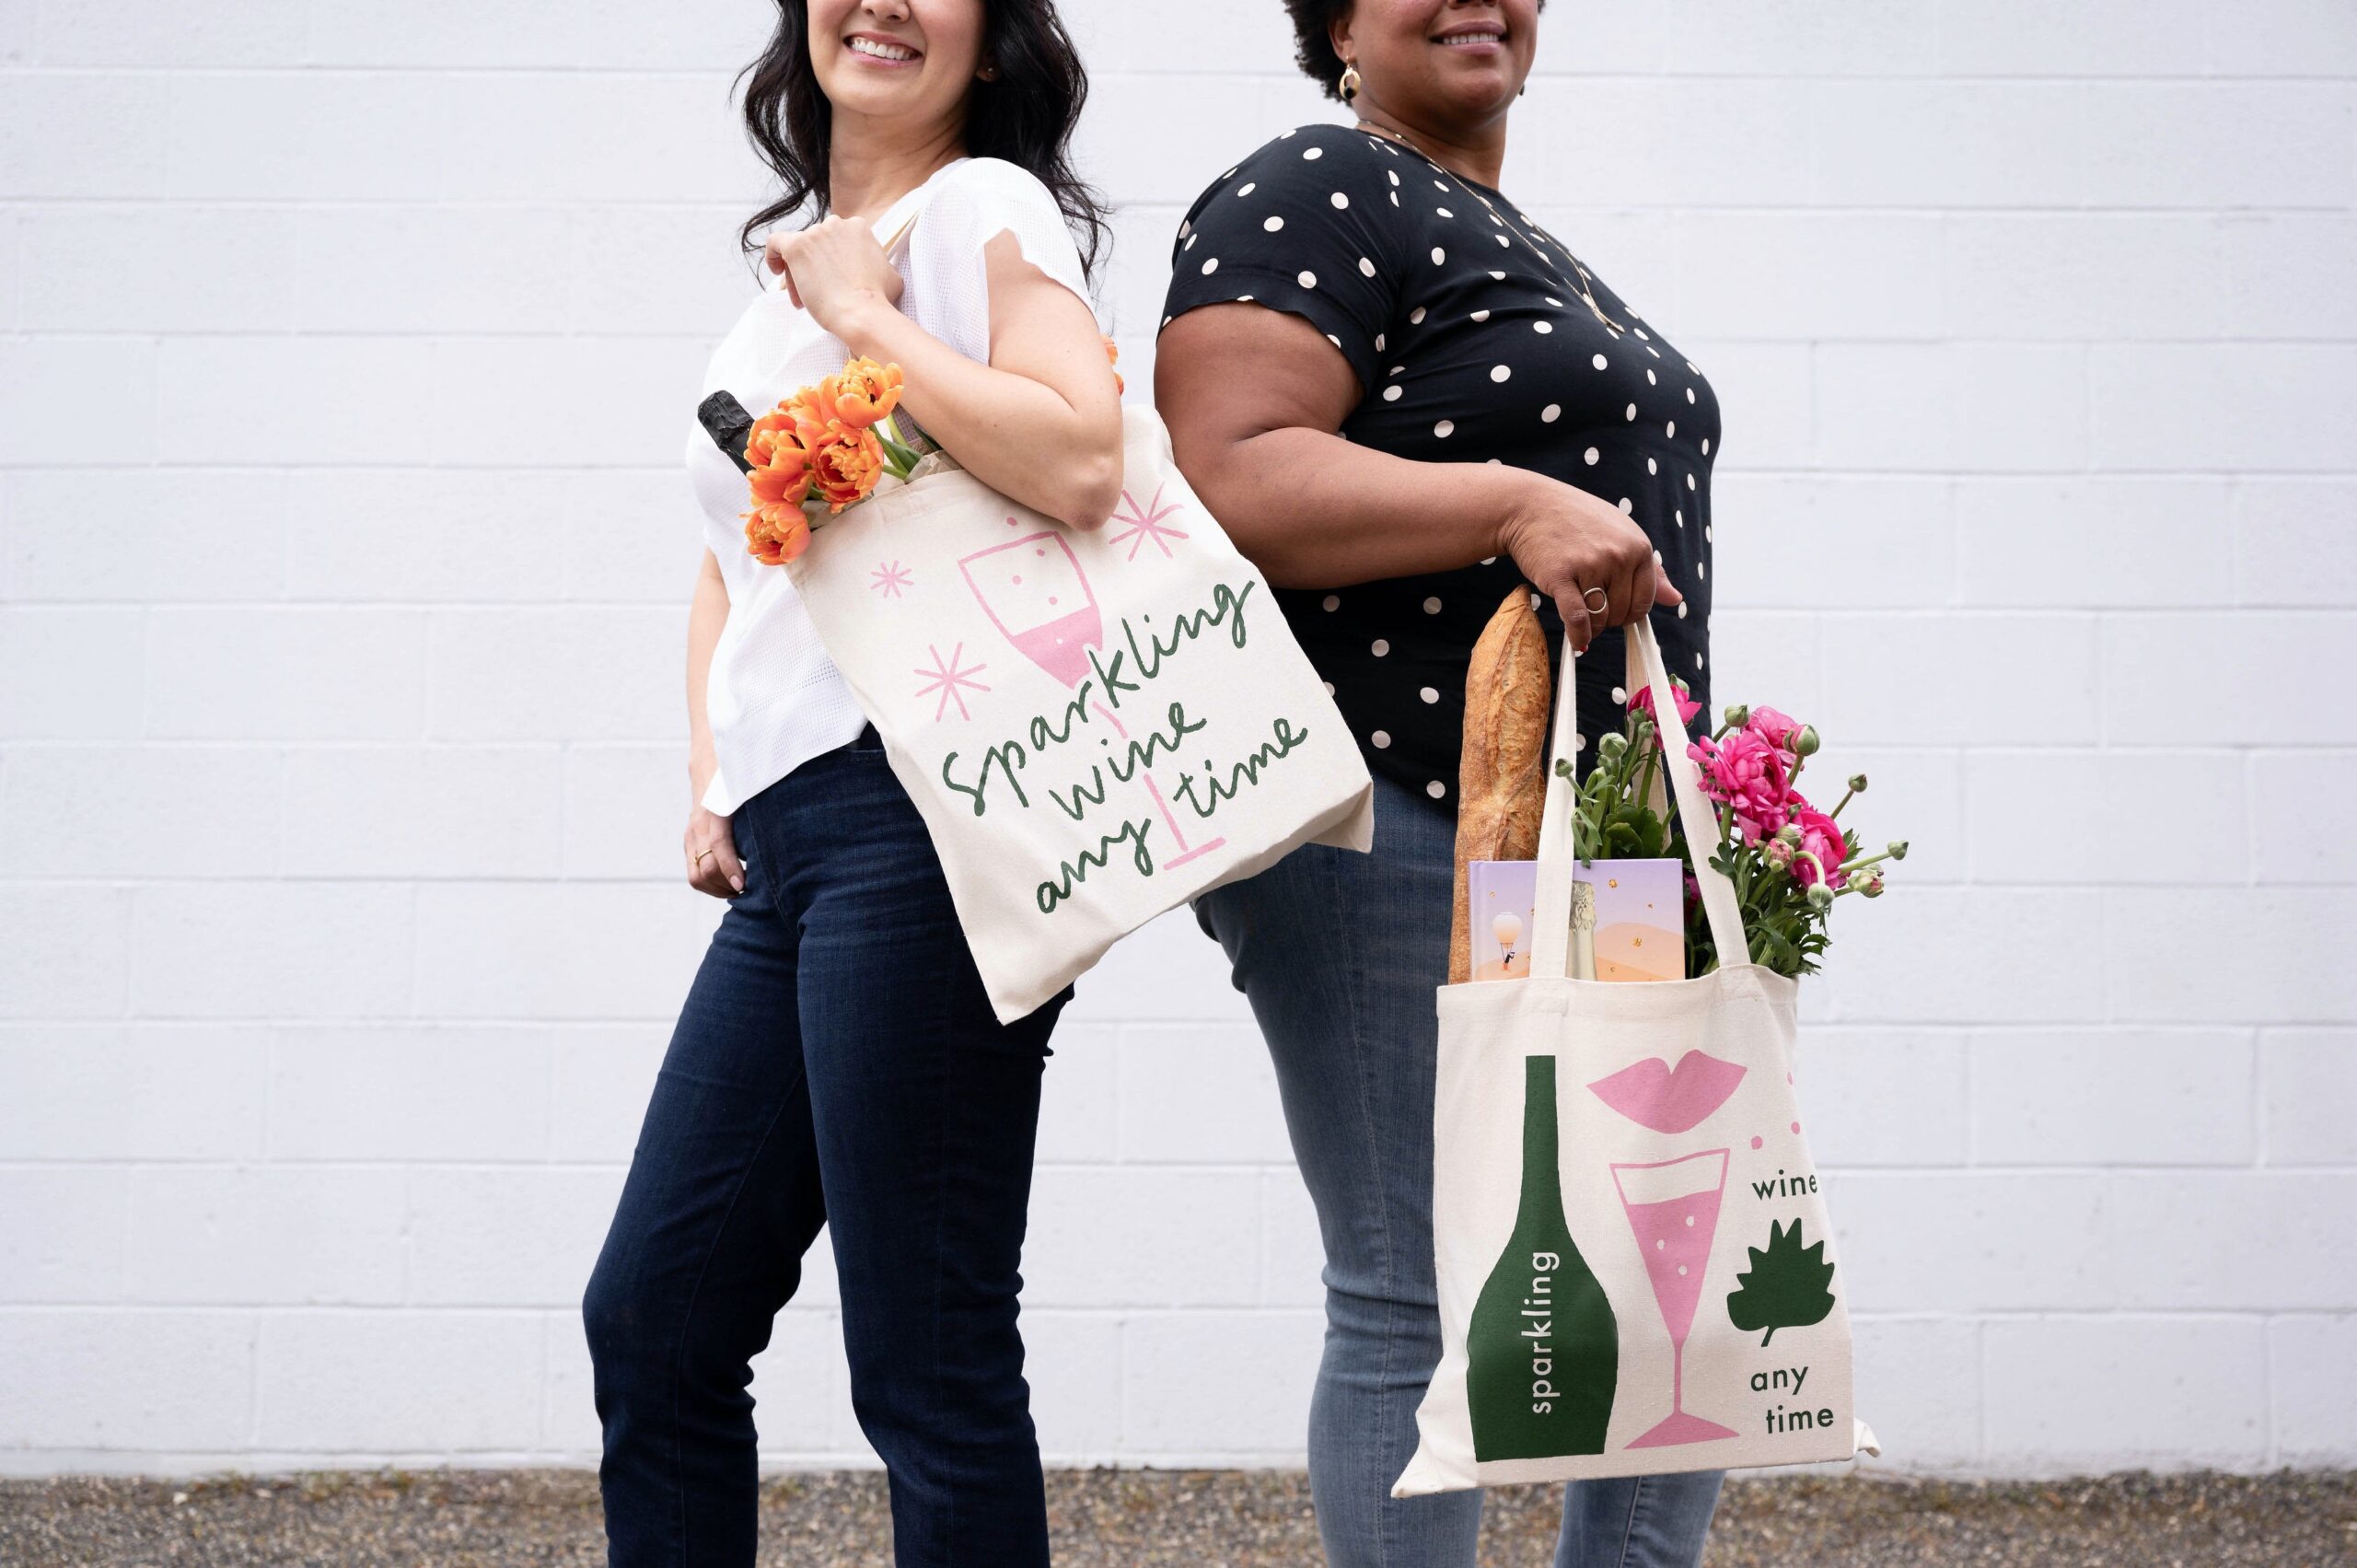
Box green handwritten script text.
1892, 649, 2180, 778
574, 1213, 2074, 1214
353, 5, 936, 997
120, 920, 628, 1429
925, 576, 1334, 914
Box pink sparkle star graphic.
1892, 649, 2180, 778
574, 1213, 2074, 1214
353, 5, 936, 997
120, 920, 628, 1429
870, 560, 913, 598
1107, 482, 1190, 562
912, 643, 990, 723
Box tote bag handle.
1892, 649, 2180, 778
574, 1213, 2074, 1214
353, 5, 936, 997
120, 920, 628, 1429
1528, 618, 1751, 979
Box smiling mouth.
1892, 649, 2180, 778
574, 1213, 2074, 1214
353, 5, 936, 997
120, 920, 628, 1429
1435, 29, 1506, 47
846, 35, 921, 63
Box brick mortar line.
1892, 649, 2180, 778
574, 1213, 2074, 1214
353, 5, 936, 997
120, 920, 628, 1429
1, 1018, 2319, 1032
1, 1159, 2349, 1175
0, 1304, 2335, 1321
4, 64, 2356, 82
10, 464, 2357, 479
8, 195, 2357, 215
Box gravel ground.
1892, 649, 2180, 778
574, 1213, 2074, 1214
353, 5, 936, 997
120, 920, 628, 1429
0, 1467, 2350, 1566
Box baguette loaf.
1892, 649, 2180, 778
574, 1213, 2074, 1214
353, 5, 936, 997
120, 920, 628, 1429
1449, 586, 1553, 982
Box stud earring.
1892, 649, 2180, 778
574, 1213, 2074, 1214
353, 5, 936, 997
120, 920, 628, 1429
1339, 64, 1362, 103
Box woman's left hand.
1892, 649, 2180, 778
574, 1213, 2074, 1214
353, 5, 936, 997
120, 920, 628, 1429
765, 215, 903, 337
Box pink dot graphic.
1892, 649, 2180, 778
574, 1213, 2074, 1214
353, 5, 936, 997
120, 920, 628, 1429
1750, 1135, 1764, 1150
1790, 1121, 1801, 1134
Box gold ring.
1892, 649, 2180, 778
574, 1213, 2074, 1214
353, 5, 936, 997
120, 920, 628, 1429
694, 848, 716, 865
1582, 586, 1609, 615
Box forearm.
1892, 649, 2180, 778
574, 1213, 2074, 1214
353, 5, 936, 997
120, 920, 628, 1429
685, 551, 728, 793
1178, 423, 1537, 590
836, 296, 1114, 528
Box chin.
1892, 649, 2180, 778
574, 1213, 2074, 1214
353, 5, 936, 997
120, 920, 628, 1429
823, 69, 928, 114
1435, 72, 1521, 119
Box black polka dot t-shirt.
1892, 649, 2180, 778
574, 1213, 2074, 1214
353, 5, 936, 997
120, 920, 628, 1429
1158, 123, 1717, 811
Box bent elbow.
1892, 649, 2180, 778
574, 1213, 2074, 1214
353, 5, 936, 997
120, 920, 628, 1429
1055, 446, 1124, 532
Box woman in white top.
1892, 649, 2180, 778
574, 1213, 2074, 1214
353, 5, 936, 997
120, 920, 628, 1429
581, 2, 1121, 1563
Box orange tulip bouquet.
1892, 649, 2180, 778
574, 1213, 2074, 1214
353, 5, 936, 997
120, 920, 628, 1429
737, 355, 923, 566
737, 340, 1124, 568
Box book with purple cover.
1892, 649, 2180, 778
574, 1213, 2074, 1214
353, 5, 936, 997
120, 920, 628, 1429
1467, 859, 1538, 981
1466, 858, 1685, 982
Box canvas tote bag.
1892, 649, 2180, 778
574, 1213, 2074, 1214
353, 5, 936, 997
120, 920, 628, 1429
1395, 619, 1877, 1494
779, 208, 1374, 1024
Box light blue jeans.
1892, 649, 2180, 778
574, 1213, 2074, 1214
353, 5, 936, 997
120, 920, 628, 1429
1192, 769, 1724, 1568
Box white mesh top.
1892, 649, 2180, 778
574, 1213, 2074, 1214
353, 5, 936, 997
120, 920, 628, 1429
683, 156, 1098, 816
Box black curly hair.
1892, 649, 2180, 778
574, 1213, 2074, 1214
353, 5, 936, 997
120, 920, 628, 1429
1281, 1, 1543, 101
1280, 0, 1355, 99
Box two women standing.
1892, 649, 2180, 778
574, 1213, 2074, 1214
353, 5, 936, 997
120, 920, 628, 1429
586, 1, 1726, 1564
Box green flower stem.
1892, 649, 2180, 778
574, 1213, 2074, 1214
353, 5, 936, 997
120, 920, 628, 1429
875, 415, 923, 479
1840, 849, 1896, 873
1829, 784, 1857, 819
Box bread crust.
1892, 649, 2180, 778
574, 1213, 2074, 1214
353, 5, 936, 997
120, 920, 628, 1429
1449, 586, 1552, 982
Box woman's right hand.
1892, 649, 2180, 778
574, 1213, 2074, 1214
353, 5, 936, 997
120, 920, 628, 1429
1494, 473, 1682, 653
684, 800, 745, 899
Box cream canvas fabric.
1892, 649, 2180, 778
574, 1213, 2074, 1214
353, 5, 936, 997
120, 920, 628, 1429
784, 402, 1374, 1023
1396, 620, 1876, 1494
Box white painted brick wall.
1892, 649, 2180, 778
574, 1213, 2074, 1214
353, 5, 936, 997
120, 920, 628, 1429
1, 0, 2351, 1481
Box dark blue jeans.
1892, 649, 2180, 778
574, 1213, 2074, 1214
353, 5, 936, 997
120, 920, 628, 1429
583, 726, 1070, 1567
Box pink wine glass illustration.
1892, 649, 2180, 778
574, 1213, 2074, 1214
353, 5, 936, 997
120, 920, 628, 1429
1608, 1149, 1738, 1449
958, 528, 1225, 869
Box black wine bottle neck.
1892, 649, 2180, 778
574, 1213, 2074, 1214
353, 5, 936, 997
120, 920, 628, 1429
1518, 1054, 1569, 1232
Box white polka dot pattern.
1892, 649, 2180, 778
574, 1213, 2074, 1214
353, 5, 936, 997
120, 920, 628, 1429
1155, 124, 1718, 804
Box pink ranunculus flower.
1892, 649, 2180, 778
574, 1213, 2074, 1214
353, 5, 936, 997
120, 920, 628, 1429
1745, 704, 1804, 751
1631, 680, 1703, 742
1790, 803, 1850, 889
1689, 731, 1793, 845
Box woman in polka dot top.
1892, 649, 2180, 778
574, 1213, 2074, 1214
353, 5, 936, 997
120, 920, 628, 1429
1158, 3, 1728, 1564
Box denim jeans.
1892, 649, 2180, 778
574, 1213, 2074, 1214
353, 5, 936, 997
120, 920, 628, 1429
1192, 769, 1724, 1568
583, 726, 1070, 1568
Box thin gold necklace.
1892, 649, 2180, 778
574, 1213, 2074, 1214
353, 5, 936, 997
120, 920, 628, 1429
1352, 118, 1627, 334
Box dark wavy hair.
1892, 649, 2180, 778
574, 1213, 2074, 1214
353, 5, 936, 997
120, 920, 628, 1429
735, 0, 1109, 283
1282, 0, 1544, 100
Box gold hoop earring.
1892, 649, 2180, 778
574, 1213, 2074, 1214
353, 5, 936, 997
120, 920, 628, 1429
1339, 64, 1362, 103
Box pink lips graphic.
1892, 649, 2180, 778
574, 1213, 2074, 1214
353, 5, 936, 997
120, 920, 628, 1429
1586, 1051, 1747, 1134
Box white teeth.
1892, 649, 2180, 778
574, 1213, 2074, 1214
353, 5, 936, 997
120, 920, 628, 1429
848, 36, 917, 60
1440, 30, 1503, 44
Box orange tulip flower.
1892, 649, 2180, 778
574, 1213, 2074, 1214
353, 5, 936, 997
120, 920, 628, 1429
743, 501, 811, 565
831, 357, 905, 428
807, 424, 886, 514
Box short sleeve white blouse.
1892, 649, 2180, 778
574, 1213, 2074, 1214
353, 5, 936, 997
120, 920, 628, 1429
683, 156, 1097, 816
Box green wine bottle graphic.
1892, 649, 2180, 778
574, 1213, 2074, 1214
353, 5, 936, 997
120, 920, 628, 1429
1467, 1054, 1619, 1460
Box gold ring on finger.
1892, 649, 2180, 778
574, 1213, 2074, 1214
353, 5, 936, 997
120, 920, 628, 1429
1582, 587, 1609, 615
694, 848, 716, 865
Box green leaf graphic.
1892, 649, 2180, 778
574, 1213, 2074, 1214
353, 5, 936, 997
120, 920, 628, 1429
1724, 1217, 1836, 1347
